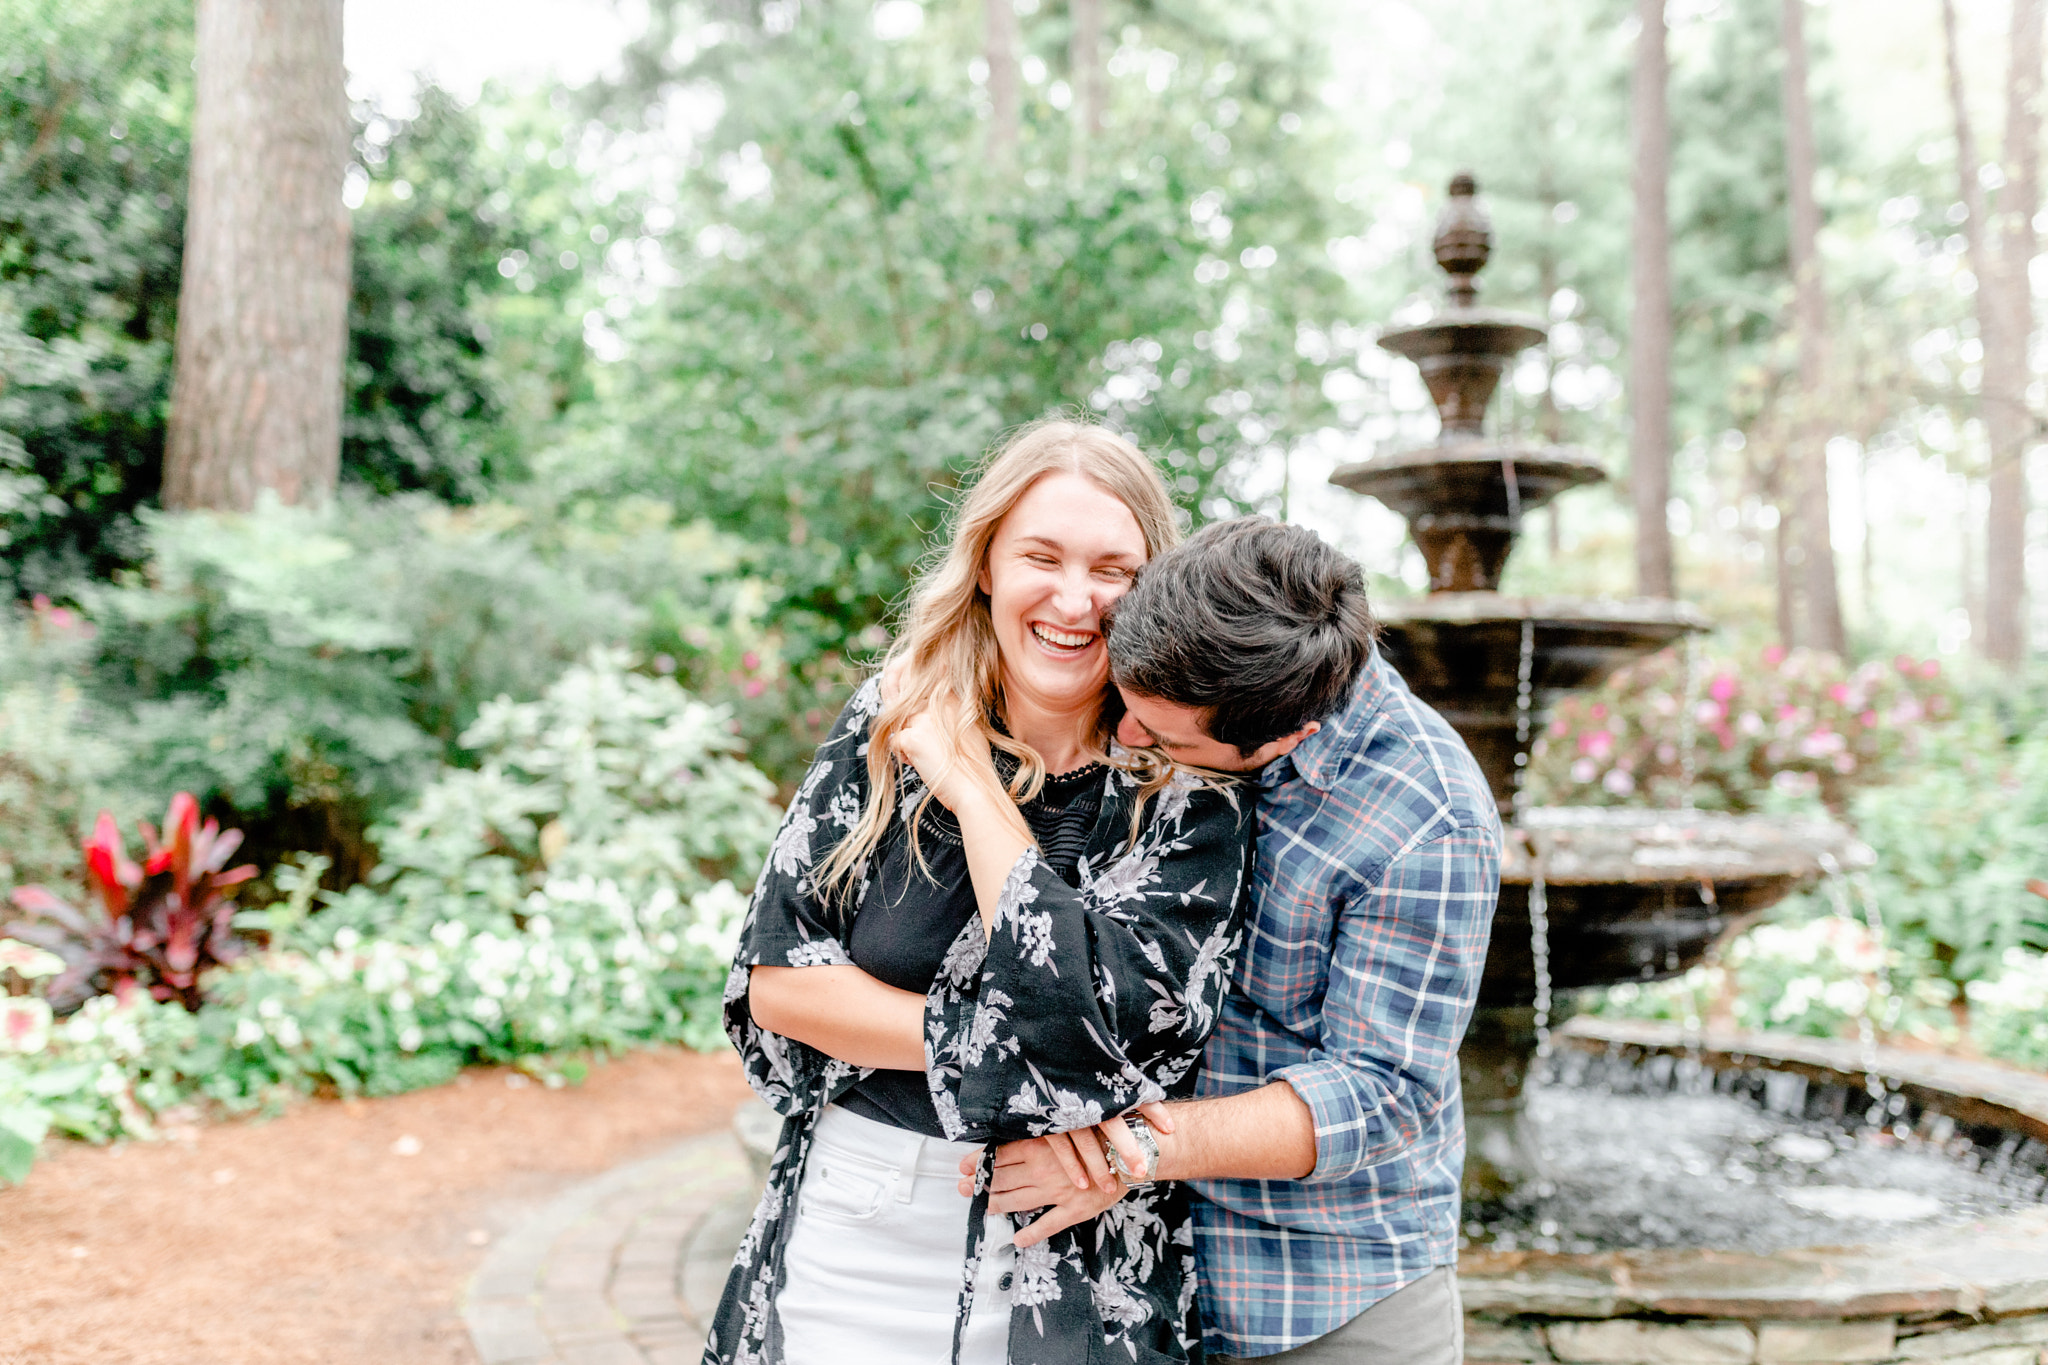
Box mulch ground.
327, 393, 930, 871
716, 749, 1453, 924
0, 1046, 753, 1365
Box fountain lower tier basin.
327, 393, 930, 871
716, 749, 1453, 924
1479, 809, 1870, 1007
1456, 1021, 2048, 1365
1376, 596, 1713, 811
1329, 445, 1608, 592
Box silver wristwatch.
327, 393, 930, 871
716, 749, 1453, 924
1104, 1113, 1161, 1187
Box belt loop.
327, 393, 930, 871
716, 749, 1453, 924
894, 1132, 920, 1203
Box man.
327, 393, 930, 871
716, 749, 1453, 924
963, 517, 1501, 1364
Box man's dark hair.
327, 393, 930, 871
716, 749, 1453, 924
1106, 517, 1377, 754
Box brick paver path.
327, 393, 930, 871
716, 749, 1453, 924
463, 1129, 760, 1365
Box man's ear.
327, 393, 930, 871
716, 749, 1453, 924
1257, 720, 1321, 764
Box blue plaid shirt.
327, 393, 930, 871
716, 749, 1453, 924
1192, 652, 1502, 1358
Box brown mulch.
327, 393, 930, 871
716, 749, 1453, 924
0, 1046, 753, 1365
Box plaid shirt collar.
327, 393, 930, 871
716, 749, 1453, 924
1257, 650, 1392, 794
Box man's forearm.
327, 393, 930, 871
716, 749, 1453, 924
1154, 1080, 1317, 1183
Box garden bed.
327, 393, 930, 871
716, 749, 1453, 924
0, 1045, 750, 1365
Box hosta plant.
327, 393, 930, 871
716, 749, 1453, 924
5, 794, 257, 1011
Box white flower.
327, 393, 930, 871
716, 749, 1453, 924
233, 1016, 265, 1049
398, 1026, 424, 1053
273, 1017, 304, 1049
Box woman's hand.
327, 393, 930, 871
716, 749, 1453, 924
890, 689, 997, 813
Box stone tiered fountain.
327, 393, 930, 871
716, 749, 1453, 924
1332, 174, 1863, 1198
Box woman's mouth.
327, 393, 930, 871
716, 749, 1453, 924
1029, 623, 1098, 658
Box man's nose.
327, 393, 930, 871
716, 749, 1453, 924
1115, 712, 1150, 747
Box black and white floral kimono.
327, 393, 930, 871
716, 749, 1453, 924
705, 680, 1254, 1365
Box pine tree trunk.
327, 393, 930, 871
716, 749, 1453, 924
1069, 0, 1103, 180
1983, 0, 2044, 665
985, 0, 1021, 161
162, 0, 350, 510
1779, 0, 1845, 654
1629, 0, 1675, 599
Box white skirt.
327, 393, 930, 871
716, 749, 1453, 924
777, 1104, 1016, 1365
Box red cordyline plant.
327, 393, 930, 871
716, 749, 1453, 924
4, 794, 258, 1013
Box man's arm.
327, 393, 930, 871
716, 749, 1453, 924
975, 822, 1499, 1246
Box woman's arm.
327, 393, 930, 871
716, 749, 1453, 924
749, 964, 926, 1070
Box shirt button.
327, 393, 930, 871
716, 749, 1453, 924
998, 1272, 1014, 1292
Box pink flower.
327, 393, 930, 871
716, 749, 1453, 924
1709, 673, 1738, 703
1763, 645, 1786, 667
1859, 710, 1879, 728
1582, 729, 1614, 760
1827, 683, 1850, 704
1919, 659, 1941, 679
743, 678, 766, 698
741, 651, 761, 672
1590, 702, 1609, 722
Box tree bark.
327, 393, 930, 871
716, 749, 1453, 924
1982, 0, 2044, 665
1069, 0, 1104, 180
1779, 0, 1845, 654
163, 0, 350, 510
1630, 0, 1675, 599
985, 0, 1021, 161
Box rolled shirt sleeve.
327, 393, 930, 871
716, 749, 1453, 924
1267, 824, 1500, 1184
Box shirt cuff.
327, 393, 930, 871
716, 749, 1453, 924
1269, 1057, 1394, 1184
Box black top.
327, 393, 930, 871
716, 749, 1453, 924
838, 758, 1107, 1136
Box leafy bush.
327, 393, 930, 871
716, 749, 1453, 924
1966, 950, 2048, 1071
1524, 646, 1953, 813
0, 598, 123, 900
6, 794, 256, 1011
1593, 914, 1958, 1045
1843, 721, 2048, 985
60, 494, 777, 879
0, 650, 780, 1180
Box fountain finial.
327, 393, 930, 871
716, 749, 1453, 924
1433, 172, 1492, 308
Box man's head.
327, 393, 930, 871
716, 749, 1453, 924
1106, 517, 1376, 772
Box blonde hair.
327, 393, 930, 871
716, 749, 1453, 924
815, 418, 1182, 897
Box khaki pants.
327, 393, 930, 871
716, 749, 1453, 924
1213, 1265, 1464, 1365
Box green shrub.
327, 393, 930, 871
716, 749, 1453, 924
1844, 722, 2048, 985
62, 493, 776, 879
0, 600, 125, 900
1966, 950, 2048, 1071
0, 650, 781, 1177
1591, 914, 1957, 1045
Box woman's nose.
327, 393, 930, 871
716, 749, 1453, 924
1051, 572, 1094, 620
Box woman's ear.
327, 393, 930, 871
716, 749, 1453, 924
977, 559, 993, 595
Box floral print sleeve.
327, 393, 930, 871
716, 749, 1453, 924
924, 768, 1254, 1142
720, 678, 883, 1118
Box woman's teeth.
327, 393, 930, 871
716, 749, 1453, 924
1030, 624, 1095, 654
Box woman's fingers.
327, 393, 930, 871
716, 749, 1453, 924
1043, 1131, 1090, 1189
1137, 1100, 1174, 1134
1070, 1126, 1118, 1189
1099, 1116, 1147, 1181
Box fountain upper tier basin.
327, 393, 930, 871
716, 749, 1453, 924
1376, 594, 1712, 811
1477, 809, 1872, 1007
1330, 444, 1608, 592
1378, 308, 1548, 435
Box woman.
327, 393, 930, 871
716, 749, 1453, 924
705, 420, 1255, 1365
